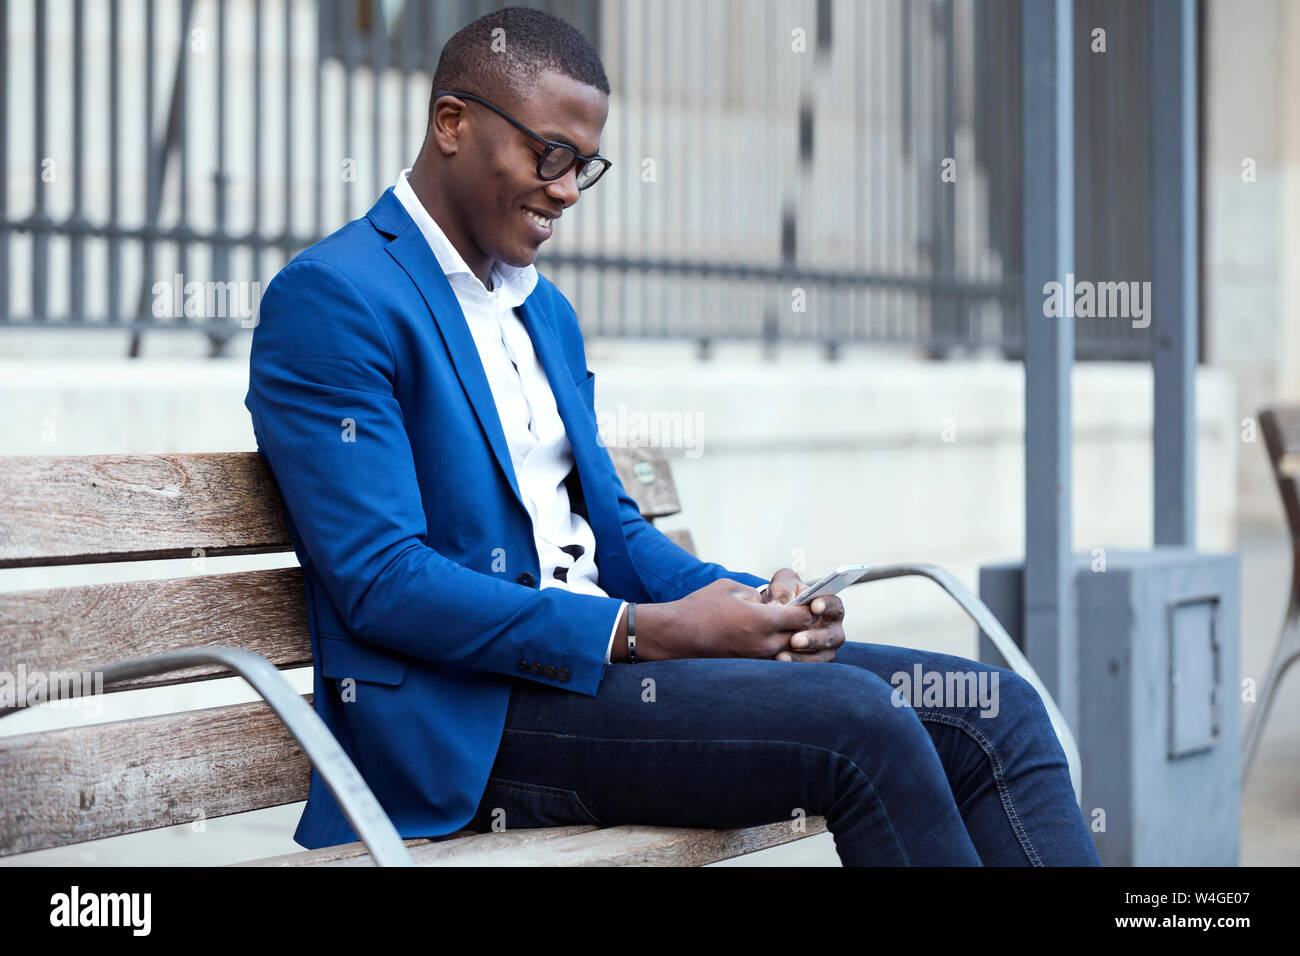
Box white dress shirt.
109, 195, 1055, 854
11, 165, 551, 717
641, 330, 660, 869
394, 169, 628, 664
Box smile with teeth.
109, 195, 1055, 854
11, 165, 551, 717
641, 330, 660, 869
523, 208, 553, 231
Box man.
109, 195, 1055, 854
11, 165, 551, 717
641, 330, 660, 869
245, 6, 1099, 865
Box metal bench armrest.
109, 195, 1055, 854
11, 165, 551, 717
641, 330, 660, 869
836, 564, 1083, 804
87, 647, 412, 866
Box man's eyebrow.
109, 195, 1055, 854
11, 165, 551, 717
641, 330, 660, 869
541, 129, 599, 155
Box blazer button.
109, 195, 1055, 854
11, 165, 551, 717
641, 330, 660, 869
543, 665, 557, 679
516, 572, 536, 587
532, 663, 543, 675
558, 668, 571, 683
517, 660, 530, 673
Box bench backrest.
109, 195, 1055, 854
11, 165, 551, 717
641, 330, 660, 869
0, 447, 687, 857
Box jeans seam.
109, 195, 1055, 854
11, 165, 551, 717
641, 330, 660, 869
500, 727, 913, 864
913, 710, 1043, 866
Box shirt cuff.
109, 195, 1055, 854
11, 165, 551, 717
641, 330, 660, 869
605, 601, 629, 664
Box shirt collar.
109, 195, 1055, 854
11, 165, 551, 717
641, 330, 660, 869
393, 167, 538, 307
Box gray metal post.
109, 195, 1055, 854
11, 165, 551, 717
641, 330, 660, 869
1150, 0, 1199, 547
1021, 0, 1076, 728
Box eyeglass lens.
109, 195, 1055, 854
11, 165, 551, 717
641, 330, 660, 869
539, 146, 605, 189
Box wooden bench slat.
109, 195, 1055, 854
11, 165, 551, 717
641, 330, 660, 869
377, 818, 825, 867
421, 819, 827, 867
0, 697, 311, 857
248, 816, 827, 867
0, 567, 311, 693
241, 836, 441, 867
609, 446, 682, 520
0, 453, 292, 569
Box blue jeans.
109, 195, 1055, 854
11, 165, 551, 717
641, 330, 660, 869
467, 640, 1102, 865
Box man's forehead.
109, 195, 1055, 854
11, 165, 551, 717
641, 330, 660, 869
515, 73, 607, 153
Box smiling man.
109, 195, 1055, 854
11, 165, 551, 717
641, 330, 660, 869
245, 6, 1099, 866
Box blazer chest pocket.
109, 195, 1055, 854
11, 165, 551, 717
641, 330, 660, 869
317, 634, 411, 686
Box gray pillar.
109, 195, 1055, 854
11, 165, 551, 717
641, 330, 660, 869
1150, 0, 1199, 548
1021, 0, 1076, 728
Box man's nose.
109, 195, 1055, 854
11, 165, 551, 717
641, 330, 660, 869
544, 167, 581, 207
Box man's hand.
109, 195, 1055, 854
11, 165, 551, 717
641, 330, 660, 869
761, 567, 846, 663
620, 578, 820, 662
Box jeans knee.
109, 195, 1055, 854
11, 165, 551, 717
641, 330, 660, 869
988, 670, 1065, 757
813, 667, 934, 756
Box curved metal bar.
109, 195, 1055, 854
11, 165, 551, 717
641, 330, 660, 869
838, 564, 1083, 804
1241, 611, 1300, 781
6, 647, 413, 867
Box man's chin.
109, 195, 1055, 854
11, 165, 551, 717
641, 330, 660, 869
498, 245, 541, 269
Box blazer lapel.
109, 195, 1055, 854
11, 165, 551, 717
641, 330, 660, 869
372, 190, 525, 510
368, 187, 637, 591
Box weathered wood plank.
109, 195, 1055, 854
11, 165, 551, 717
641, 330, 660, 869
418, 818, 826, 867
243, 825, 598, 867
241, 836, 439, 867
0, 697, 312, 856
0, 453, 293, 568
0, 568, 311, 693
306, 817, 826, 867
608, 446, 682, 519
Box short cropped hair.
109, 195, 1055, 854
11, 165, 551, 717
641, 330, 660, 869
430, 5, 609, 121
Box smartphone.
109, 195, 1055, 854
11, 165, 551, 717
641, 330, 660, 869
786, 564, 873, 606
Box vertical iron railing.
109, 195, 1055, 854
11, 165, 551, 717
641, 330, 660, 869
0, 0, 1162, 359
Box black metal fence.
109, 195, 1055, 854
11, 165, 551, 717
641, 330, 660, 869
0, 0, 1169, 359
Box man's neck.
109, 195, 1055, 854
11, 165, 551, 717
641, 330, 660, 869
406, 161, 495, 289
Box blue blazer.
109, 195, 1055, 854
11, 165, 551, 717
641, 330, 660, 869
245, 187, 767, 850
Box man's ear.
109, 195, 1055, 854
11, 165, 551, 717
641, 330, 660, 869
428, 97, 465, 158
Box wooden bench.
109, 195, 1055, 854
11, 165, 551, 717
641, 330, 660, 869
0, 447, 833, 866
0, 447, 1077, 866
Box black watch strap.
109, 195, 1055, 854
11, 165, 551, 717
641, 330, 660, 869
626, 602, 637, 663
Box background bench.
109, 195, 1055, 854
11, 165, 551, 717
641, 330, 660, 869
0, 447, 1076, 866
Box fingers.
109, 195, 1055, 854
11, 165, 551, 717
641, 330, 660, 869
766, 567, 803, 605
774, 648, 838, 663
787, 624, 845, 652
806, 594, 844, 622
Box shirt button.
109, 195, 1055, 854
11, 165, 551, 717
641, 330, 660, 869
516, 572, 536, 588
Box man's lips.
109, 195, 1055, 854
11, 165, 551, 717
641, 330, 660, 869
521, 205, 558, 238
522, 205, 560, 224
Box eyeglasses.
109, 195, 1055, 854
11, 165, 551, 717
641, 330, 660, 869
435, 89, 612, 190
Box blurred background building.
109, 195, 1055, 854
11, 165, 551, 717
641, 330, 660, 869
1, 0, 1297, 865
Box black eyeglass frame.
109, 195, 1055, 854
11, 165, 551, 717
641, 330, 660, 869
435, 89, 612, 190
